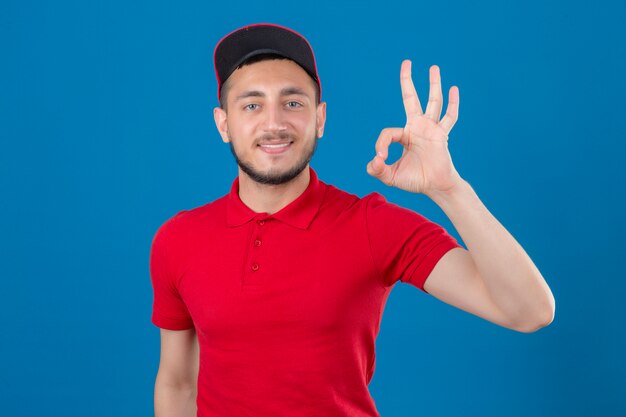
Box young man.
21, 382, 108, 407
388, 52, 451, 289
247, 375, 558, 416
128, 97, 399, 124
150, 23, 555, 417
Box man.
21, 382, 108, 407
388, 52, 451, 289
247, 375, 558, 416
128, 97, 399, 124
150, 23, 555, 417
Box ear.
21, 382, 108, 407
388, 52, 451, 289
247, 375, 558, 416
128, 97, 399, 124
213, 107, 230, 143
316, 101, 327, 138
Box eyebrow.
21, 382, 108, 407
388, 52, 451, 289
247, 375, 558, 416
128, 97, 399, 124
280, 87, 309, 97
234, 87, 310, 102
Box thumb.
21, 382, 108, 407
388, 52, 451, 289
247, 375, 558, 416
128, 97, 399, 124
366, 154, 393, 185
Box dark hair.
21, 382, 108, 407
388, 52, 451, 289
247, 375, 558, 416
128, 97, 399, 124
219, 53, 320, 111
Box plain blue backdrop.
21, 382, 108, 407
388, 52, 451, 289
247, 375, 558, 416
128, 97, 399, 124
1, 0, 625, 416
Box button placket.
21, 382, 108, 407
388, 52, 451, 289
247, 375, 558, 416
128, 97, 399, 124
251, 232, 262, 271
248, 217, 268, 280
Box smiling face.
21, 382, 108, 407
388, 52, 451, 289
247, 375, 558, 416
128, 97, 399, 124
213, 59, 326, 185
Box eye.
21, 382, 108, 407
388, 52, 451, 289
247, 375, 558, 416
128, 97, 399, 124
286, 101, 303, 109
244, 103, 259, 111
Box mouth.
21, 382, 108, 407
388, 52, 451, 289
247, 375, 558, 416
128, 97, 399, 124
257, 141, 293, 154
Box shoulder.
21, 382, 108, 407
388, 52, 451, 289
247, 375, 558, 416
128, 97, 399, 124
153, 193, 230, 241
363, 191, 432, 222
316, 180, 420, 222
316, 181, 377, 220
318, 176, 433, 221
319, 180, 388, 209
329, 187, 403, 213
175, 194, 229, 226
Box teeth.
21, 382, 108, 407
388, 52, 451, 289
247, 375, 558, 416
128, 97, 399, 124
260, 143, 290, 148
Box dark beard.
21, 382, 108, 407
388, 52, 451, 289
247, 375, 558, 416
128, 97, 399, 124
228, 134, 319, 185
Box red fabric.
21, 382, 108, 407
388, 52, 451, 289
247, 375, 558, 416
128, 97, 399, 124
150, 167, 462, 417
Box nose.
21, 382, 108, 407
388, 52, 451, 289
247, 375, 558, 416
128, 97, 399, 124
262, 102, 287, 132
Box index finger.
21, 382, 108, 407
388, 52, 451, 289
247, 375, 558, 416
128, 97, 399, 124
400, 59, 424, 119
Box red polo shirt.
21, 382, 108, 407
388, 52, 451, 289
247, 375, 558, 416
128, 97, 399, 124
150, 167, 462, 417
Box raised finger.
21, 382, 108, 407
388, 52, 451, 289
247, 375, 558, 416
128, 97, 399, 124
439, 86, 460, 134
424, 65, 444, 121
400, 60, 423, 119
373, 127, 405, 160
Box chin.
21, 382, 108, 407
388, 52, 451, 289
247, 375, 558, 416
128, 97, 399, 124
241, 163, 308, 185
229, 139, 317, 186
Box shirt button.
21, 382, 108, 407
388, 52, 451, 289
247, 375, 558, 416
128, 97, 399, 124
254, 239, 262, 247
251, 263, 259, 271
257, 220, 265, 226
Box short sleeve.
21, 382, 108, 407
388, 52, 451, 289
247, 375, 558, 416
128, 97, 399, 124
149, 217, 194, 330
365, 193, 463, 292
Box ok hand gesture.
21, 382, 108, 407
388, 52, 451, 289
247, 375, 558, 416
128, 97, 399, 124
366, 60, 464, 197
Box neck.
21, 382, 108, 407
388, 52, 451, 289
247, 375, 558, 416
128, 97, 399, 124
237, 167, 311, 215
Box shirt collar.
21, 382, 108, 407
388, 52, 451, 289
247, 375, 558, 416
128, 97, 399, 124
226, 167, 326, 230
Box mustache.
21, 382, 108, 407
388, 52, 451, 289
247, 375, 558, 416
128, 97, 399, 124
256, 132, 296, 143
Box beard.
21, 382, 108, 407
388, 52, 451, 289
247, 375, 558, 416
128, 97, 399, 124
228, 130, 319, 186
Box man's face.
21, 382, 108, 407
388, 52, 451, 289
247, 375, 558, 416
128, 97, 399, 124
214, 59, 326, 185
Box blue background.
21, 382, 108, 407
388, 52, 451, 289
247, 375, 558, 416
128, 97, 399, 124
1, 0, 625, 415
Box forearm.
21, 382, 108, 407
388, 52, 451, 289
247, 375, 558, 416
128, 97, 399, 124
429, 179, 555, 330
154, 374, 197, 417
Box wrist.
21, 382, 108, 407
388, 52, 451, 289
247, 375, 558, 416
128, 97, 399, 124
427, 177, 474, 208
